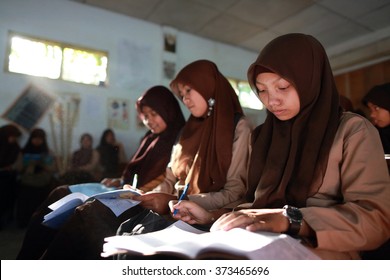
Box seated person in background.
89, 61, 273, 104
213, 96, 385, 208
16, 127, 58, 227
0, 124, 22, 229
362, 82, 390, 154
96, 128, 127, 179
172, 34, 390, 260
16, 85, 185, 259
59, 133, 100, 184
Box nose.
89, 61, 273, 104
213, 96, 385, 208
182, 95, 191, 106
267, 90, 280, 107
369, 110, 377, 119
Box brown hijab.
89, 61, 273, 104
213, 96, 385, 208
170, 60, 243, 194
246, 34, 342, 208
121, 86, 185, 187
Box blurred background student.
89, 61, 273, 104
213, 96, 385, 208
96, 128, 127, 180
0, 124, 22, 229
16, 128, 58, 227
59, 133, 100, 185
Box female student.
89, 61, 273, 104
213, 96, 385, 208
39, 59, 252, 259
96, 128, 127, 179
173, 34, 390, 259
59, 133, 101, 184
16, 128, 58, 227
16, 85, 185, 259
0, 124, 22, 229
125, 59, 252, 218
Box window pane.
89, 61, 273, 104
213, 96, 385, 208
237, 81, 263, 110
228, 78, 263, 110
62, 48, 108, 86
7, 32, 109, 86
8, 36, 62, 79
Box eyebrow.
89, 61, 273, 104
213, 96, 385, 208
255, 77, 284, 85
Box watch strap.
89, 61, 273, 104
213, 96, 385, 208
283, 205, 302, 236
288, 219, 301, 235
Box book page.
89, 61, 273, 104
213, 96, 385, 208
102, 221, 320, 260
93, 189, 142, 216
47, 192, 89, 211
43, 195, 87, 226
43, 188, 141, 228
97, 198, 140, 216
195, 229, 320, 260
102, 221, 207, 258
93, 189, 141, 199
69, 183, 116, 196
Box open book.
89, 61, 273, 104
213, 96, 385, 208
42, 183, 141, 229
102, 220, 320, 260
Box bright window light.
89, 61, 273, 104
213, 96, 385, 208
6, 32, 108, 86
228, 78, 263, 110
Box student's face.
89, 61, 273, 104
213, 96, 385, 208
255, 72, 300, 121
141, 105, 167, 134
8, 135, 18, 144
177, 83, 208, 117
81, 136, 92, 148
105, 132, 115, 144
367, 102, 390, 128
31, 137, 44, 146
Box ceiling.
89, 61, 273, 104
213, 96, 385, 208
72, 0, 390, 71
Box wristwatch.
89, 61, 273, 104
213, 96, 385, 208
282, 205, 303, 236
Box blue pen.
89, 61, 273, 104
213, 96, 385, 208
173, 183, 190, 215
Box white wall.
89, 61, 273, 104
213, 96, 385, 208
0, 0, 265, 160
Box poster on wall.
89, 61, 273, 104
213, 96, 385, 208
162, 26, 177, 85
163, 25, 177, 53
1, 84, 55, 131
107, 98, 130, 130
163, 60, 176, 80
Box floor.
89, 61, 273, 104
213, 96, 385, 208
0, 221, 26, 260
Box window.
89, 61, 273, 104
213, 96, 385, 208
228, 78, 263, 110
6, 32, 108, 86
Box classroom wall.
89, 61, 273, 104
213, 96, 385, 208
0, 0, 264, 161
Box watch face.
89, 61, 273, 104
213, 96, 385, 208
286, 206, 303, 222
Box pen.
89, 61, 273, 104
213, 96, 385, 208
173, 183, 190, 215
132, 174, 138, 189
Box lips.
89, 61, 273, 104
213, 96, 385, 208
271, 109, 285, 116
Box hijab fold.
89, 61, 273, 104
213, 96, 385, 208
246, 34, 342, 208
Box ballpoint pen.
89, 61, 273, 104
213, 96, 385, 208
173, 183, 190, 215
132, 174, 138, 189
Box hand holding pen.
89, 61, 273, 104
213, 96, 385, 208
120, 174, 143, 198
170, 190, 216, 224
173, 183, 190, 216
